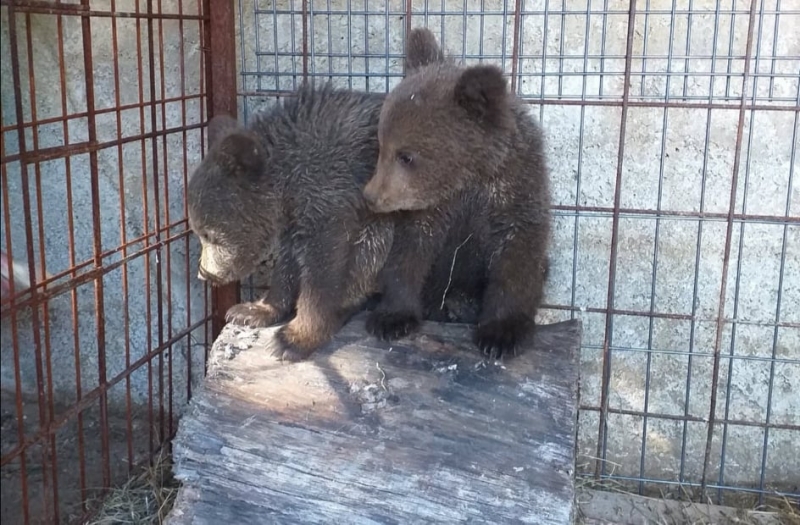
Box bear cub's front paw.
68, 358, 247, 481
269, 327, 314, 363
225, 302, 281, 328
475, 316, 533, 360
268, 321, 324, 363
366, 311, 420, 341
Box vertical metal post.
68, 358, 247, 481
205, 0, 240, 338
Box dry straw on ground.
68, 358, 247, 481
86, 448, 179, 525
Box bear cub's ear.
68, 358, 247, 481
405, 27, 445, 72
217, 132, 266, 178
208, 113, 240, 148
454, 64, 510, 127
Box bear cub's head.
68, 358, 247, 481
187, 114, 280, 285
363, 27, 516, 213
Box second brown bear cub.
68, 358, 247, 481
363, 28, 552, 359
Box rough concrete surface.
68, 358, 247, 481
576, 488, 798, 524
0, 0, 797, 506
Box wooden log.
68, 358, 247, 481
167, 313, 582, 524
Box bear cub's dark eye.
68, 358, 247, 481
396, 152, 414, 166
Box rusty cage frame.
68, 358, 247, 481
1, 0, 238, 522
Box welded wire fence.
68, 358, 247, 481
235, 0, 799, 508
0, 0, 232, 522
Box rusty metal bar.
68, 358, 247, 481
145, 0, 167, 452
578, 406, 800, 432
200, 0, 211, 377
509, 0, 522, 93
0, 0, 207, 20
0, 93, 206, 135
701, 0, 761, 498
404, 0, 412, 59
53, 2, 89, 511
155, 0, 174, 446
79, 0, 112, 490
1, 121, 205, 165
132, 0, 157, 460
0, 230, 192, 319
235, 89, 800, 111
205, 0, 240, 339
580, 473, 799, 500
6, 2, 53, 520
595, 0, 638, 479
548, 205, 800, 224
538, 303, 800, 330
22, 7, 61, 519
1, 220, 191, 310
302, 0, 308, 78
524, 99, 800, 111
0, 104, 32, 525
109, 0, 136, 475
177, 0, 194, 410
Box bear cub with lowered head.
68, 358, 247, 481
188, 84, 393, 362
363, 28, 552, 359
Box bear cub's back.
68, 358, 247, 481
250, 86, 385, 193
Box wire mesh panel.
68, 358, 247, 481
0, 0, 219, 522
235, 0, 799, 509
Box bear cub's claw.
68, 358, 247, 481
475, 317, 533, 360
225, 302, 281, 328
366, 311, 420, 341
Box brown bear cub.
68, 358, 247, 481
187, 83, 394, 362
362, 28, 552, 359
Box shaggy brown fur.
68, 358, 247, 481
362, 28, 552, 359
188, 84, 394, 362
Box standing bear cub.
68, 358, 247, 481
363, 28, 552, 359
188, 84, 394, 362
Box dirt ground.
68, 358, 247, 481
1, 389, 176, 524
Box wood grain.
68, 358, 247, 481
167, 313, 582, 524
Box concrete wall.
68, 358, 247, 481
1, 0, 797, 496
